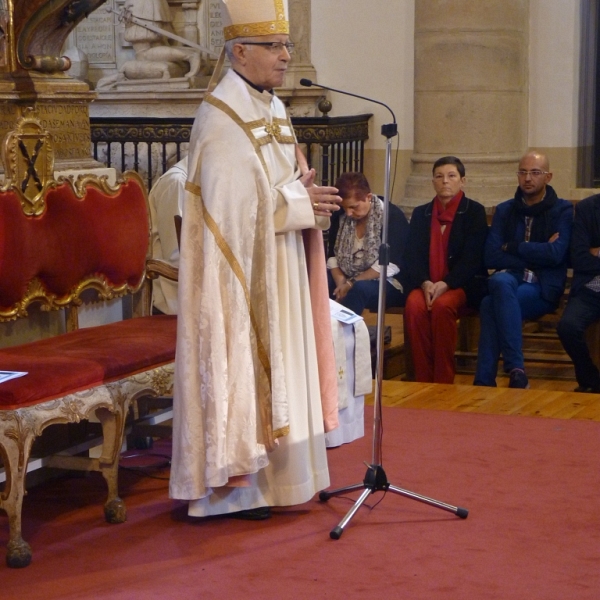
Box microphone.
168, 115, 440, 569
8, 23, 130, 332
299, 78, 397, 125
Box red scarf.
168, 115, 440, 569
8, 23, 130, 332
429, 191, 463, 283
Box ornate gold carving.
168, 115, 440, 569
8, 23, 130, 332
1, 114, 54, 216
149, 367, 175, 397
24, 55, 71, 73
67, 169, 143, 199
0, 273, 145, 322
293, 117, 370, 144
16, 0, 107, 74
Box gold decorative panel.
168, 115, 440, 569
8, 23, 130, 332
1, 114, 54, 216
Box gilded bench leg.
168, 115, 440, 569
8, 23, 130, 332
0, 429, 35, 568
95, 406, 127, 524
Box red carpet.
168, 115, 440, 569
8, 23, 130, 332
1, 406, 599, 599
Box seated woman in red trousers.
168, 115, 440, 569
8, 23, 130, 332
401, 156, 488, 383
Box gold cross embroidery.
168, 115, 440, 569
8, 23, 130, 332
265, 122, 282, 138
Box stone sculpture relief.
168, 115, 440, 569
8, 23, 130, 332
97, 0, 206, 90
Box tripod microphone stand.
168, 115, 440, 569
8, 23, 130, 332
300, 79, 469, 539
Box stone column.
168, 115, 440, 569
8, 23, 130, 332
404, 0, 529, 212
286, 0, 320, 116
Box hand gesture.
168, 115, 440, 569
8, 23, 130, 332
299, 169, 342, 217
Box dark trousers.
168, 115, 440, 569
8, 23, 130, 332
557, 288, 600, 390
327, 271, 405, 316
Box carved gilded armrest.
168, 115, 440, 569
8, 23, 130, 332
146, 259, 179, 282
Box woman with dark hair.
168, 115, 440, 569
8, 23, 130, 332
402, 156, 488, 384
326, 172, 409, 315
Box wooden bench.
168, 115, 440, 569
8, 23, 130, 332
453, 273, 593, 377
376, 290, 591, 382
0, 116, 177, 568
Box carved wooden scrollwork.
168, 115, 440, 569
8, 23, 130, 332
11, 0, 108, 73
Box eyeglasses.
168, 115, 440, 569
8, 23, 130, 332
241, 42, 295, 55
516, 170, 549, 177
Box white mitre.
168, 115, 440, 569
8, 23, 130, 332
220, 0, 289, 40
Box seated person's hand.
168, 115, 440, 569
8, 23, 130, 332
333, 280, 352, 301
430, 281, 449, 305
421, 280, 449, 310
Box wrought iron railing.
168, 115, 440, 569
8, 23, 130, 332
90, 114, 372, 192
292, 114, 372, 186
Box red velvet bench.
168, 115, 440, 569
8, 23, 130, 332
0, 117, 177, 568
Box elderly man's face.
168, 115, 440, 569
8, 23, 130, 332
237, 35, 291, 90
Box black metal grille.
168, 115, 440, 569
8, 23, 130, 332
90, 114, 372, 192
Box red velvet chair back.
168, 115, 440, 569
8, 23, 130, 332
0, 172, 149, 320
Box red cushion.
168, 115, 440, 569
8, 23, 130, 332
0, 315, 176, 410
0, 177, 148, 310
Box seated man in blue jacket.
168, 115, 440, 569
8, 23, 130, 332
474, 152, 573, 388
557, 194, 600, 392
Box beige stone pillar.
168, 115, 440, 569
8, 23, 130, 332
404, 0, 529, 212
285, 0, 320, 116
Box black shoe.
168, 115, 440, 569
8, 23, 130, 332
574, 385, 600, 393
574, 385, 593, 393
230, 507, 271, 521
508, 368, 529, 389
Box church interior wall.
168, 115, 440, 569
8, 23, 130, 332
310, 0, 415, 204
528, 0, 590, 200
67, 0, 594, 204
312, 0, 590, 205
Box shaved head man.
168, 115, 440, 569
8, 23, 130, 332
474, 152, 573, 388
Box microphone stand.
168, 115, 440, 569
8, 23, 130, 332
301, 80, 469, 539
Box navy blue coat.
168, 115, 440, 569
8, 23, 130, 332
568, 194, 600, 297
485, 185, 573, 306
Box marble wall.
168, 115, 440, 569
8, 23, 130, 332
72, 0, 319, 119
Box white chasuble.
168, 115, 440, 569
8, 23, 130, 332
169, 70, 331, 514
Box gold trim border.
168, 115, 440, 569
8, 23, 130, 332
204, 94, 271, 182
224, 0, 288, 41
224, 20, 289, 40
185, 180, 279, 448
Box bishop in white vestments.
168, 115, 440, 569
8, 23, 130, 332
169, 0, 342, 518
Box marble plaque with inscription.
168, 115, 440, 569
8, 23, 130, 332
0, 104, 91, 163
74, 0, 117, 67
0, 103, 19, 138
36, 104, 92, 161
206, 0, 224, 54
